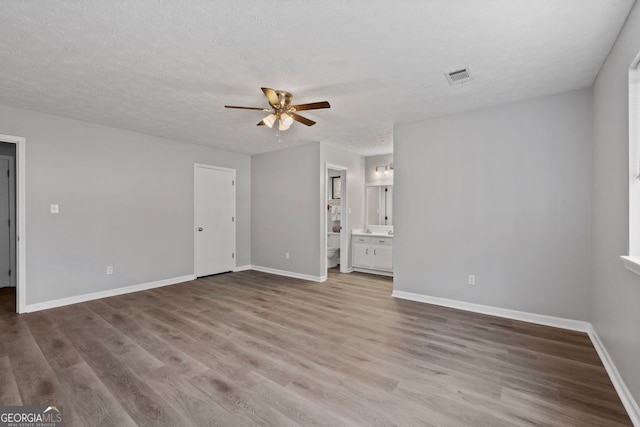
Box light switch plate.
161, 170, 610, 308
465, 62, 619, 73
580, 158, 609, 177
50, 204, 59, 214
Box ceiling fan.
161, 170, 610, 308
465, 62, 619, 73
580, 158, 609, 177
225, 87, 330, 131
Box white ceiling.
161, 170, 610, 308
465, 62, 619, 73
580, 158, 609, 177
0, 0, 634, 155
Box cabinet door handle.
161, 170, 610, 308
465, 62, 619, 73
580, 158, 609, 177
366, 248, 368, 255
374, 249, 377, 255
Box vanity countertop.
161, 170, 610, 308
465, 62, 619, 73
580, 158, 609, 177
352, 228, 393, 238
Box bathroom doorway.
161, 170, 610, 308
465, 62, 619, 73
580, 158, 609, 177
325, 164, 348, 275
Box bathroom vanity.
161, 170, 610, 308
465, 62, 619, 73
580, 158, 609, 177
352, 227, 393, 276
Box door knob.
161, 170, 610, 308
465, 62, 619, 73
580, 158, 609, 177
198, 227, 203, 232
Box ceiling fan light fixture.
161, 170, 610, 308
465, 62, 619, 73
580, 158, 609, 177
278, 120, 290, 131
280, 113, 294, 127
262, 113, 277, 128
225, 88, 330, 133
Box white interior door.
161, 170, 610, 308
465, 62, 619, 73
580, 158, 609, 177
195, 165, 235, 277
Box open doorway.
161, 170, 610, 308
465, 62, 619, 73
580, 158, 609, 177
0, 142, 16, 315
325, 163, 348, 275
0, 134, 25, 314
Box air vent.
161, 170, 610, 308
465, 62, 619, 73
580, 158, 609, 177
445, 68, 472, 86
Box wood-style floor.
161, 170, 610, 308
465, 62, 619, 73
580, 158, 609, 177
0, 271, 631, 426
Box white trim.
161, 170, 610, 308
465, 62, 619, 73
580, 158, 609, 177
233, 264, 252, 272
620, 256, 640, 277
589, 326, 640, 426
251, 265, 326, 282
194, 164, 236, 278
391, 290, 590, 332
0, 134, 25, 313
23, 274, 195, 313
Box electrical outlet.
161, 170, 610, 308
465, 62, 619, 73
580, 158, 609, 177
106, 266, 113, 275
50, 204, 59, 214
285, 252, 290, 260
468, 274, 475, 285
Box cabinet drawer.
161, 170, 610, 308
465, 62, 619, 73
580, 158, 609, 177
372, 237, 392, 245
352, 236, 371, 244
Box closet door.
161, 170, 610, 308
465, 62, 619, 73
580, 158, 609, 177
195, 165, 235, 277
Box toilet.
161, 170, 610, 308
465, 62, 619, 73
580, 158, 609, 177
327, 233, 340, 268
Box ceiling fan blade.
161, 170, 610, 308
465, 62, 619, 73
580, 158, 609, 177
291, 113, 316, 126
257, 120, 266, 126
261, 88, 280, 107
291, 101, 331, 111
225, 105, 270, 111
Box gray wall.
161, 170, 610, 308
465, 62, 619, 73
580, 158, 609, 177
394, 88, 592, 320
591, 1, 640, 401
0, 104, 251, 305
320, 142, 365, 271
252, 142, 321, 277
365, 153, 393, 184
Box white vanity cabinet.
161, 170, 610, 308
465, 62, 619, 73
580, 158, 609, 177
353, 236, 372, 267
371, 237, 393, 270
352, 235, 393, 275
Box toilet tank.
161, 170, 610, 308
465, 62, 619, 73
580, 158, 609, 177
327, 233, 340, 248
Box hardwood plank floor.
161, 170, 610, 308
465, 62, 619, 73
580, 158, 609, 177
0, 272, 632, 426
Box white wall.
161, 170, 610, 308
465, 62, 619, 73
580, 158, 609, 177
591, 1, 640, 402
394, 88, 592, 320
0, 105, 251, 305
252, 142, 322, 278
320, 142, 365, 271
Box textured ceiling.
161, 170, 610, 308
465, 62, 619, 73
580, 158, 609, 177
0, 0, 634, 155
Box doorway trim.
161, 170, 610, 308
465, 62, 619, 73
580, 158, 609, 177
193, 163, 236, 277
0, 134, 25, 313
325, 163, 349, 274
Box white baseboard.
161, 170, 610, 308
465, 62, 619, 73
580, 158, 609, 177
23, 274, 196, 313
589, 326, 640, 426
391, 290, 590, 332
251, 265, 326, 282
233, 264, 252, 272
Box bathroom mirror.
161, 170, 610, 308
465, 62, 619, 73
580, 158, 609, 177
331, 176, 342, 199
366, 184, 393, 225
